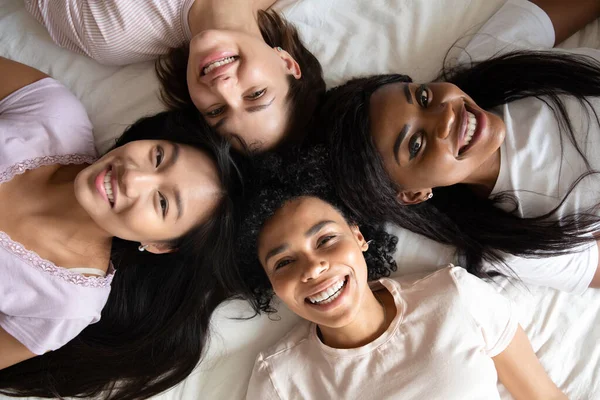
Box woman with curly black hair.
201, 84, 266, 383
317, 0, 600, 293
233, 146, 564, 400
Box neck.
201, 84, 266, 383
463, 147, 502, 198
318, 288, 392, 349
188, 0, 264, 38
44, 166, 113, 256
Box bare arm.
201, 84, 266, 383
493, 325, 567, 400
530, 0, 600, 45
0, 57, 48, 102
0, 327, 37, 370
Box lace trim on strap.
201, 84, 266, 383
0, 154, 97, 184
0, 232, 114, 288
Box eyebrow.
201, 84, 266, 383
264, 243, 289, 265
165, 143, 183, 220
403, 84, 413, 104
213, 97, 276, 131
393, 124, 411, 165
247, 96, 276, 113
305, 220, 334, 237
263, 220, 335, 265
174, 186, 183, 220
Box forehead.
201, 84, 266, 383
169, 142, 223, 230
258, 197, 345, 248
369, 83, 411, 144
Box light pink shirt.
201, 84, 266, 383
0, 78, 113, 355
246, 267, 518, 400
25, 0, 196, 65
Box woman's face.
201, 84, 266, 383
74, 140, 222, 250
187, 29, 301, 151
369, 82, 506, 203
258, 197, 370, 329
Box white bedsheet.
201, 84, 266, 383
1, 0, 599, 399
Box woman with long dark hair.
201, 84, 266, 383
0, 57, 243, 399
231, 147, 565, 400
25, 0, 325, 151
318, 0, 600, 293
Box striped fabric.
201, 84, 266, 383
25, 0, 195, 66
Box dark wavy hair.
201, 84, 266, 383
228, 145, 398, 314
318, 50, 600, 275
155, 10, 325, 149
0, 110, 245, 400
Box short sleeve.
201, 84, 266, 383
450, 267, 518, 357
492, 242, 598, 295
0, 314, 95, 355
0, 77, 96, 173
25, 0, 195, 65
246, 354, 282, 400
460, 0, 555, 63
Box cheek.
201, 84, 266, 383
98, 208, 161, 242
271, 275, 295, 301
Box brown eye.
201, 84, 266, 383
158, 192, 168, 217
155, 146, 164, 167
317, 235, 336, 247
275, 259, 292, 270
408, 132, 423, 160
416, 85, 430, 107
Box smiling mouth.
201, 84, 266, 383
306, 276, 349, 305
201, 55, 239, 76
103, 168, 115, 207
458, 110, 477, 155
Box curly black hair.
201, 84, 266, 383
230, 145, 398, 315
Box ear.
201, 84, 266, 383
275, 48, 302, 79
397, 189, 431, 205
144, 242, 176, 255
349, 225, 368, 251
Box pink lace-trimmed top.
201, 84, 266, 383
0, 78, 114, 355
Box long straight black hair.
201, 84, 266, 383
319, 50, 600, 274
0, 110, 245, 400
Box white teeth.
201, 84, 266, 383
202, 56, 237, 75
308, 279, 346, 304
103, 170, 114, 204
464, 111, 477, 147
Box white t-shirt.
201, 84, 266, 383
246, 267, 518, 400
459, 0, 600, 294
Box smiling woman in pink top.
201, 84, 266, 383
0, 57, 244, 399
230, 147, 566, 400
25, 0, 325, 151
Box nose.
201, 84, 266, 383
433, 101, 455, 140
213, 77, 243, 109
121, 168, 158, 197
301, 257, 329, 282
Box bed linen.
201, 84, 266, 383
0, 0, 599, 399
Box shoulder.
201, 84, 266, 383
0, 255, 111, 354
260, 319, 313, 361
393, 265, 460, 293
0, 78, 96, 171
0, 77, 89, 119
25, 0, 194, 65
461, 0, 555, 62
246, 320, 314, 400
